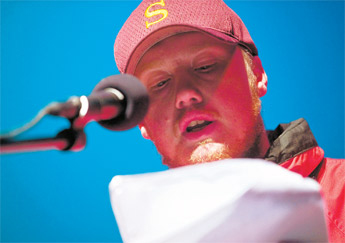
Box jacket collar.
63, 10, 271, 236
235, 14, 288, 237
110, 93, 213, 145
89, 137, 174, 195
265, 118, 319, 164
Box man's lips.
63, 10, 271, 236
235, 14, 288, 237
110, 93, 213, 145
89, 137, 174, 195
186, 120, 213, 132
179, 112, 215, 135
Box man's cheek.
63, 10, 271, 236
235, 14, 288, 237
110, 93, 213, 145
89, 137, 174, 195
144, 116, 168, 138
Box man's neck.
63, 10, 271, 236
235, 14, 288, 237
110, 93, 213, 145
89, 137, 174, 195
257, 127, 270, 158
244, 117, 270, 159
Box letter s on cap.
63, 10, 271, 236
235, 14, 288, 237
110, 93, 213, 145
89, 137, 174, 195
145, 0, 168, 29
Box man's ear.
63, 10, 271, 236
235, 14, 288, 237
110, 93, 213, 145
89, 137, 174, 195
252, 56, 268, 97
139, 124, 150, 140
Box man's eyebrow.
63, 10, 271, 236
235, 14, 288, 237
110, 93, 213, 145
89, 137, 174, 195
135, 63, 167, 78
135, 66, 171, 83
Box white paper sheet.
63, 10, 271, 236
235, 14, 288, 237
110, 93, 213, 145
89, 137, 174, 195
109, 159, 328, 243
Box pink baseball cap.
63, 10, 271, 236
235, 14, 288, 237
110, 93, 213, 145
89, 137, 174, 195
114, 0, 258, 74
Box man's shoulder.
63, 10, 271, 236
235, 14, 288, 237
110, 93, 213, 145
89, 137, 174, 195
321, 157, 345, 180
323, 157, 345, 171
319, 157, 345, 243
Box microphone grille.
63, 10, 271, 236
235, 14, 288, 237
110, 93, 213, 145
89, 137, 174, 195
92, 74, 149, 131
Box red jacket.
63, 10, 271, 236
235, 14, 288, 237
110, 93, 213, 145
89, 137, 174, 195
265, 119, 345, 242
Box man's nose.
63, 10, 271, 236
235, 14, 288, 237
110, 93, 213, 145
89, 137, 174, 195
175, 85, 203, 109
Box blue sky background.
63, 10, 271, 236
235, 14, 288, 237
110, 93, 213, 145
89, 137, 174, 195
1, 0, 344, 242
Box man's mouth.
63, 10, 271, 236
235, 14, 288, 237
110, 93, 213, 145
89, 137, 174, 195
186, 120, 213, 133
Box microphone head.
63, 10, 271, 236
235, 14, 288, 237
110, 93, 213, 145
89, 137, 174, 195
92, 74, 149, 131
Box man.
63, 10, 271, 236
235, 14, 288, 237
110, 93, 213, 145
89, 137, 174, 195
113, 0, 344, 241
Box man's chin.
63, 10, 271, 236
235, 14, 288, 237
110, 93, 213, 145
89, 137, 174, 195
162, 140, 232, 168
189, 139, 231, 165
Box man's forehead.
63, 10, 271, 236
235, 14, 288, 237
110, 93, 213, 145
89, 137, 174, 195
134, 31, 237, 74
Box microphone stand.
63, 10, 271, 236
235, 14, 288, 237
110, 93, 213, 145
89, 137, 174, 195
0, 120, 86, 155
0, 94, 108, 155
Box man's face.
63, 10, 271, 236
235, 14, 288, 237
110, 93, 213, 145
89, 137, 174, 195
134, 31, 264, 168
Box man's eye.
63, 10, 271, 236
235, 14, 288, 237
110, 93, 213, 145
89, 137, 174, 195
195, 63, 216, 72
154, 79, 170, 89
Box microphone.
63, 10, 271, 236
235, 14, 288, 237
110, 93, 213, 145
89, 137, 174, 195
47, 74, 149, 131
